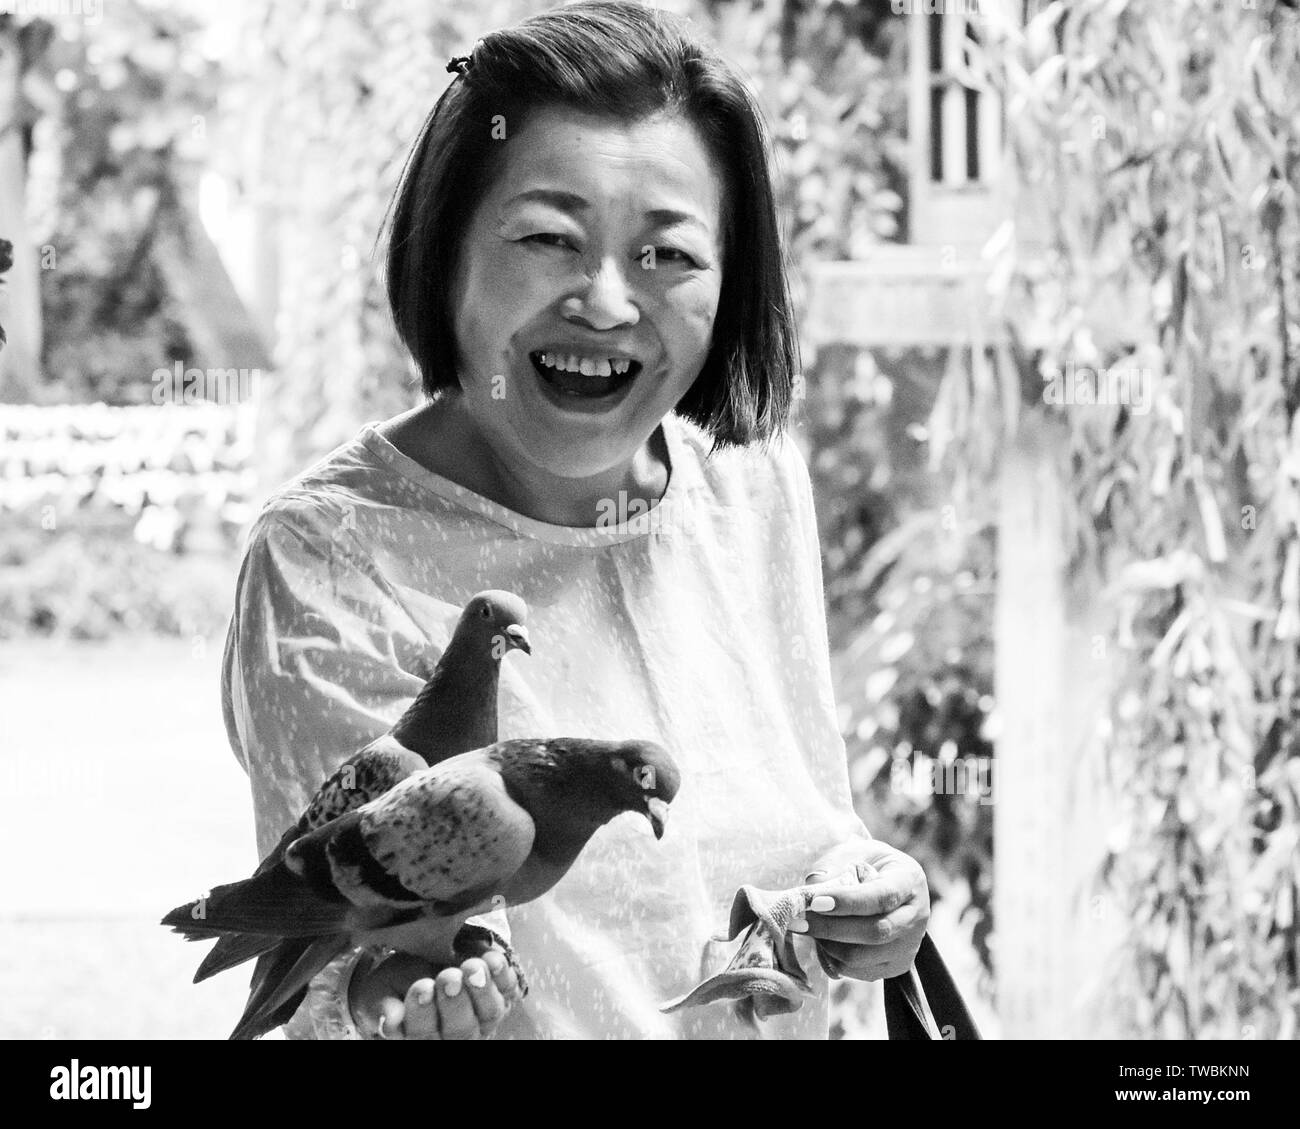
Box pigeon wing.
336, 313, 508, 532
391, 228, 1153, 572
193, 736, 426, 983
299, 736, 428, 840
351, 754, 536, 909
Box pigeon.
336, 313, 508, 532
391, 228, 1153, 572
163, 737, 681, 1039
189, 590, 530, 988
661, 862, 875, 1026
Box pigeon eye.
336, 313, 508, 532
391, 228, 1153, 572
480, 606, 491, 619
633, 765, 656, 791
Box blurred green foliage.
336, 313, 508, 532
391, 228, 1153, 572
32, 3, 218, 403
972, 0, 1300, 1037
802, 343, 998, 1021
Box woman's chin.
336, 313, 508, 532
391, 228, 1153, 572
501, 401, 664, 482
517, 442, 640, 485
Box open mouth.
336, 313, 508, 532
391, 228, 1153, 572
529, 351, 642, 399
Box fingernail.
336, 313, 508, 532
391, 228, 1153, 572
415, 985, 434, 1007
788, 917, 809, 933
443, 977, 463, 998
468, 968, 488, 989
809, 895, 836, 913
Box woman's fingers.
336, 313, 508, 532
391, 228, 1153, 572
434, 968, 481, 1039
794, 842, 932, 983
801, 866, 927, 941
803, 897, 924, 945
461, 957, 509, 1029
481, 946, 522, 1004
400, 977, 440, 1040
378, 995, 406, 1040
358, 946, 519, 1040
805, 873, 916, 920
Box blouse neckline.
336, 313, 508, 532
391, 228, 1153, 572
357, 411, 694, 547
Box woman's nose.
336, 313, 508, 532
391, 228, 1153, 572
564, 257, 641, 328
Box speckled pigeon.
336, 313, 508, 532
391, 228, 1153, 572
183, 590, 529, 1003
164, 737, 681, 1039
661, 862, 875, 1025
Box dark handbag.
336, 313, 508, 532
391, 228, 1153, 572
883, 933, 982, 1039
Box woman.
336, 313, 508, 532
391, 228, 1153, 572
222, 0, 929, 1040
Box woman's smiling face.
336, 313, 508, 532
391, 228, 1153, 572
448, 104, 727, 481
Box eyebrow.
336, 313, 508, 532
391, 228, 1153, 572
503, 188, 709, 230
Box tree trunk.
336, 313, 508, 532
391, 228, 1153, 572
993, 412, 1119, 1036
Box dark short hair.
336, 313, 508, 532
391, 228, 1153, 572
382, 0, 797, 448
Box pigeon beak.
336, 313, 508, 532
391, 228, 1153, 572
504, 624, 531, 654
646, 797, 670, 840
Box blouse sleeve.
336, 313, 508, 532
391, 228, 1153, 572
220, 496, 510, 1039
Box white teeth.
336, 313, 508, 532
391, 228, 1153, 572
536, 353, 634, 378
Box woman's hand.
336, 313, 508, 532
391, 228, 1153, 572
348, 939, 523, 1040
796, 838, 930, 982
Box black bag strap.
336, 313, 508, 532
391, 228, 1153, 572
883, 933, 981, 1040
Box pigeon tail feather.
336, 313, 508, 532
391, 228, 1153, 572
193, 931, 281, 983
161, 862, 348, 939
229, 935, 351, 1040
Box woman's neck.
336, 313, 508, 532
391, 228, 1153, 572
379, 395, 670, 528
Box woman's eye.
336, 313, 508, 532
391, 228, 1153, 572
652, 248, 699, 267
521, 233, 575, 250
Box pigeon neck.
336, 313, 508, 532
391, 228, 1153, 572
528, 812, 609, 869
391, 642, 499, 764
500, 770, 613, 864
492, 742, 632, 865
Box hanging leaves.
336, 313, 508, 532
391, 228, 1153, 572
974, 0, 1300, 1037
